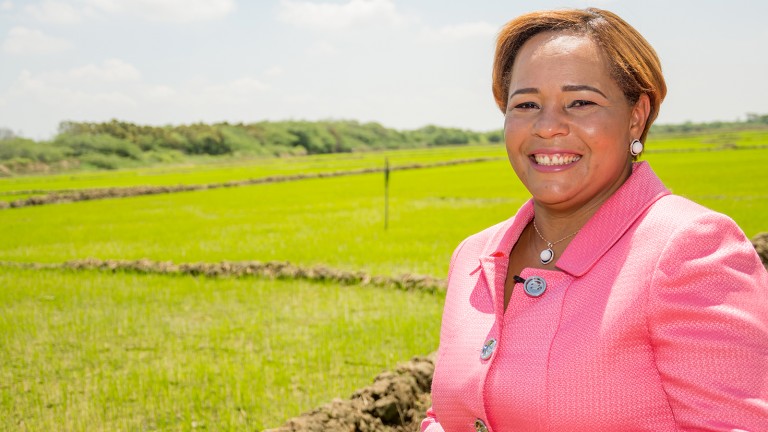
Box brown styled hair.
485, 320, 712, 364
492, 8, 666, 143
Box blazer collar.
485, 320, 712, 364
478, 200, 534, 317
479, 161, 670, 283
557, 161, 670, 276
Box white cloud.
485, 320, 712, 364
85, 0, 235, 22
25, 1, 82, 24
576, 0, 616, 5
1, 66, 273, 138
425, 21, 498, 40
263, 66, 284, 78
15, 70, 45, 92
277, 0, 408, 31
4, 61, 142, 113
2, 26, 72, 54
10, 69, 138, 108
19, 0, 234, 24
6, 59, 141, 88
221, 77, 269, 94
308, 40, 337, 56
69, 59, 141, 82
1, 1, 13, 12
197, 77, 269, 104
144, 85, 175, 100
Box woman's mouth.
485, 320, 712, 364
532, 153, 581, 166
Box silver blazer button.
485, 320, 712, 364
524, 276, 547, 297
480, 338, 497, 360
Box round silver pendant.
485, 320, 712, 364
524, 276, 547, 297
539, 248, 554, 265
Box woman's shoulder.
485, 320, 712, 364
644, 193, 742, 234
650, 193, 713, 215
640, 194, 764, 275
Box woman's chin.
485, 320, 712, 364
527, 184, 587, 210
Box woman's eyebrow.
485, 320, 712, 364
508, 87, 538, 99
562, 84, 607, 98
509, 85, 608, 99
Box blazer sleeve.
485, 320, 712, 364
647, 211, 768, 431
420, 405, 445, 432
420, 237, 472, 432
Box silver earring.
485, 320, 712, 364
630, 139, 643, 156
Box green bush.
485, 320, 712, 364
0, 138, 67, 163
143, 149, 185, 164
54, 133, 143, 160
80, 153, 126, 170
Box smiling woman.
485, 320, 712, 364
503, 31, 648, 217
422, 7, 768, 432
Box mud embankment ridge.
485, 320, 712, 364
265, 355, 435, 432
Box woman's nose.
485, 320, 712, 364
533, 107, 569, 138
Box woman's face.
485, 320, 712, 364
504, 31, 648, 214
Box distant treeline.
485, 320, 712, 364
649, 113, 768, 135
0, 120, 502, 173
1, 114, 767, 174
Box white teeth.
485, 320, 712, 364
533, 153, 581, 166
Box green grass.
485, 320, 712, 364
647, 128, 768, 150
2, 144, 767, 431
0, 159, 523, 276
1, 149, 766, 277
0, 267, 444, 431
1, 128, 765, 200
0, 145, 506, 200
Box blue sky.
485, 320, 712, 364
1, 0, 767, 139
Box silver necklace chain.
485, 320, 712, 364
532, 218, 580, 265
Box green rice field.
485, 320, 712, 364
0, 267, 443, 431
1, 139, 767, 431
0, 146, 505, 200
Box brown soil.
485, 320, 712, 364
264, 355, 435, 432
1, 258, 446, 294
751, 232, 768, 267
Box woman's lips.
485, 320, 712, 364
531, 153, 582, 166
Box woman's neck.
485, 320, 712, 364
531, 201, 599, 242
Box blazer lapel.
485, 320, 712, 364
479, 201, 535, 318
557, 162, 671, 277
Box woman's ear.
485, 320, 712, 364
630, 93, 651, 138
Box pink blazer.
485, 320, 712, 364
422, 162, 768, 431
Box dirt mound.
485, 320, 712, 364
265, 355, 434, 432
752, 232, 768, 267
57, 258, 445, 293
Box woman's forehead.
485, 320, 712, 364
509, 32, 617, 95
518, 31, 600, 63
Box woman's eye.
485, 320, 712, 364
514, 102, 539, 110
569, 100, 596, 108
